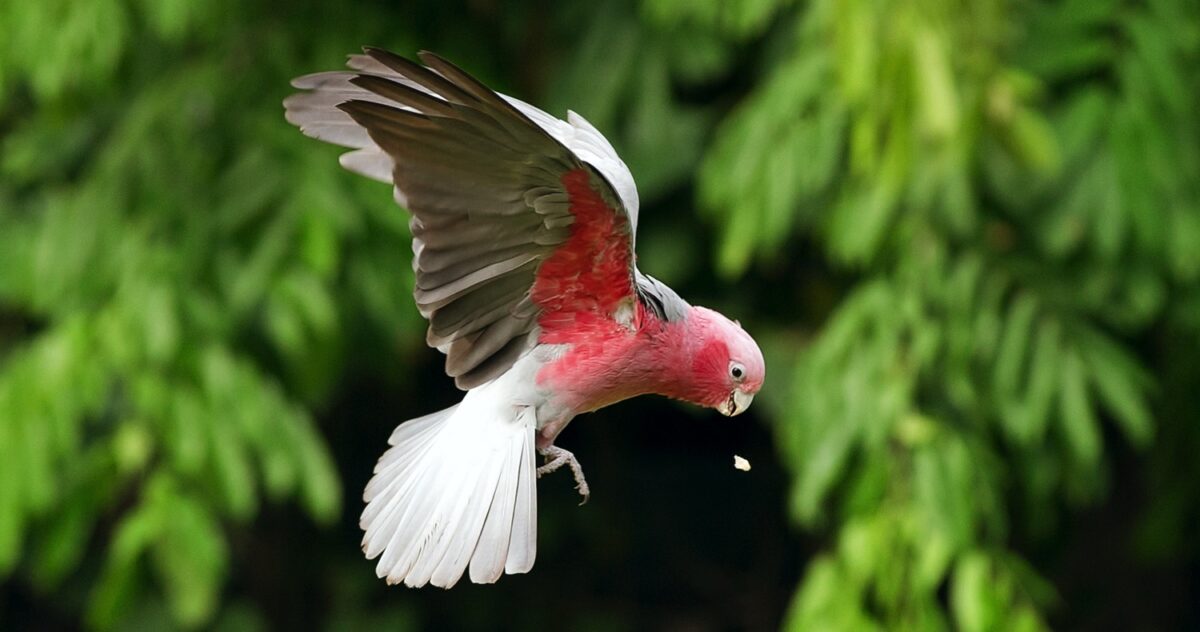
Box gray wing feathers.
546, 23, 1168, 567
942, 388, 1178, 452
285, 72, 398, 183
500, 101, 640, 232
635, 272, 691, 323
284, 50, 643, 387
286, 48, 591, 388
339, 148, 393, 183
286, 73, 408, 144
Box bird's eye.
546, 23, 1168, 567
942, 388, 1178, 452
730, 362, 745, 381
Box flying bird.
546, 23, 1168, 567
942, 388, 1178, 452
284, 48, 765, 589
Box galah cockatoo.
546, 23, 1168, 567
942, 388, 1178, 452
284, 48, 765, 589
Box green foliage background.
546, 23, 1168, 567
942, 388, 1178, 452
2, 0, 1199, 629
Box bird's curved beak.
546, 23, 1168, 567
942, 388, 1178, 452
720, 390, 755, 417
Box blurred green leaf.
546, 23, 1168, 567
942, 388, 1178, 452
1059, 349, 1101, 466
151, 491, 227, 626
951, 552, 993, 632
1078, 327, 1155, 446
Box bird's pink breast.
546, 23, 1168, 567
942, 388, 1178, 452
529, 167, 653, 413
537, 317, 648, 412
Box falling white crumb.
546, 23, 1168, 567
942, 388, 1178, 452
733, 455, 751, 472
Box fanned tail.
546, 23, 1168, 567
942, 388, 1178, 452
360, 387, 538, 588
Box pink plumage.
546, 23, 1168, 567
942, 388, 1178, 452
285, 48, 765, 588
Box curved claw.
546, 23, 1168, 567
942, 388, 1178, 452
537, 444, 590, 504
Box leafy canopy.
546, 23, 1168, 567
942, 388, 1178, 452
1, 0, 1199, 629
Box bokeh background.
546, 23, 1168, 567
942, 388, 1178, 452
2, 0, 1199, 629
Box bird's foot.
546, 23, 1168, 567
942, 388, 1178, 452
537, 445, 589, 505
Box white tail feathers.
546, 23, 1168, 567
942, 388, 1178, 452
360, 387, 538, 588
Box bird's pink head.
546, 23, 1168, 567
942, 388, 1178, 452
683, 306, 765, 417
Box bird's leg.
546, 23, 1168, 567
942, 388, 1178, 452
537, 444, 589, 505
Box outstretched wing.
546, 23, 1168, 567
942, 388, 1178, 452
285, 49, 643, 388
